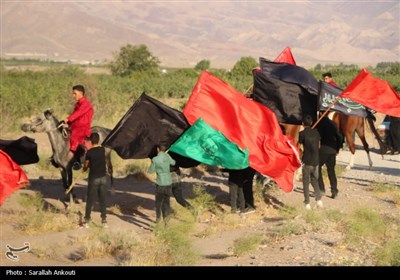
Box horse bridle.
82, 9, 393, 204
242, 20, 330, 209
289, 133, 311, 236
30, 117, 69, 138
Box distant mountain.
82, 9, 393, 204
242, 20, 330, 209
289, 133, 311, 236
2, 1, 399, 68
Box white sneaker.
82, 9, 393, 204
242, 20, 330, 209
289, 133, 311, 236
305, 204, 312, 210
80, 222, 89, 229
316, 200, 324, 208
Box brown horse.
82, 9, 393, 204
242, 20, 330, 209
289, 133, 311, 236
331, 112, 386, 170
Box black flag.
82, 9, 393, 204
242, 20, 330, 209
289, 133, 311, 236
259, 58, 320, 95
319, 81, 368, 117
102, 93, 199, 167
253, 69, 318, 125
0, 136, 39, 165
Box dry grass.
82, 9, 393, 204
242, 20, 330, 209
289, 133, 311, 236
108, 204, 122, 215
232, 234, 262, 257
369, 182, 400, 207
29, 246, 59, 260
73, 228, 138, 261
16, 192, 77, 235
374, 238, 400, 266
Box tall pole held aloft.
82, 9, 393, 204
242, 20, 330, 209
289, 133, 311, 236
312, 95, 341, 129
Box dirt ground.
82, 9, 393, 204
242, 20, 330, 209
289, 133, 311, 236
0, 131, 399, 268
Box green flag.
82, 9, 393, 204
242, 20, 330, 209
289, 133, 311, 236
170, 118, 249, 169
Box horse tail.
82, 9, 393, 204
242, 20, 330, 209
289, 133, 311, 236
365, 117, 388, 155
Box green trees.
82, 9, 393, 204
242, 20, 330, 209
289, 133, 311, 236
194, 59, 210, 71
231, 56, 258, 77
109, 44, 160, 76
228, 56, 258, 92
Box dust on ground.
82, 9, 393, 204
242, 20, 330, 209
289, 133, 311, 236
0, 132, 399, 267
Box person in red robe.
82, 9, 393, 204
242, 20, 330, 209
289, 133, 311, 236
64, 85, 94, 170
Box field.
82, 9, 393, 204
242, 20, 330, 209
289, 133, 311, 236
1, 61, 399, 268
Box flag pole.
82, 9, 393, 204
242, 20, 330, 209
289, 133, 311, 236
65, 171, 85, 194
244, 84, 253, 96
312, 96, 341, 129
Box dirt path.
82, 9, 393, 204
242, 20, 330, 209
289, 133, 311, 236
1, 139, 399, 267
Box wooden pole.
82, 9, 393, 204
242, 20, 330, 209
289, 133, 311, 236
65, 171, 85, 194
312, 96, 341, 129
244, 84, 253, 96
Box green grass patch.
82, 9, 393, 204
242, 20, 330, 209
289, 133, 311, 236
189, 184, 220, 216
304, 210, 324, 231
270, 221, 305, 238
325, 209, 345, 223
374, 238, 400, 266
153, 220, 199, 266
232, 234, 262, 257
278, 205, 299, 220
369, 182, 398, 193
344, 208, 387, 245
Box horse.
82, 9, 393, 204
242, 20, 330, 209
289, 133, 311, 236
331, 112, 386, 170
21, 108, 114, 205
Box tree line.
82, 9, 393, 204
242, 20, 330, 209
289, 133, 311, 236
1, 44, 399, 133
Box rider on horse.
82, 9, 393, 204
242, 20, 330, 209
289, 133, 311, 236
64, 85, 93, 170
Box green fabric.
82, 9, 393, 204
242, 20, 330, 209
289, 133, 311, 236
170, 118, 249, 169
148, 152, 176, 186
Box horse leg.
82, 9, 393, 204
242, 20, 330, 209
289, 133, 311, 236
60, 167, 73, 207
345, 132, 356, 170
356, 127, 373, 170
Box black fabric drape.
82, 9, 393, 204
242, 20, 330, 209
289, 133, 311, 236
102, 93, 199, 168
0, 136, 39, 165
253, 69, 318, 125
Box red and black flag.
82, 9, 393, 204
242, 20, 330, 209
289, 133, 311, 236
102, 93, 199, 167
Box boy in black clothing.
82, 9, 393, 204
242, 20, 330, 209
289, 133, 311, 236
298, 115, 323, 209
316, 115, 343, 199
82, 132, 108, 228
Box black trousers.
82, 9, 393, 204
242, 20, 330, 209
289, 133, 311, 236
85, 176, 107, 222
229, 182, 245, 212
155, 185, 171, 222
318, 152, 338, 195
302, 164, 321, 204
243, 170, 256, 209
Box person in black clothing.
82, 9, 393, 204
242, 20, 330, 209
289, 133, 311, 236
316, 115, 343, 199
170, 165, 192, 209
82, 132, 108, 228
298, 115, 323, 209
223, 169, 246, 214
242, 167, 256, 211
389, 116, 400, 154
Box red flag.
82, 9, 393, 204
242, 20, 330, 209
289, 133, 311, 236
339, 69, 400, 117
0, 150, 29, 205
183, 71, 301, 192
274, 46, 296, 65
